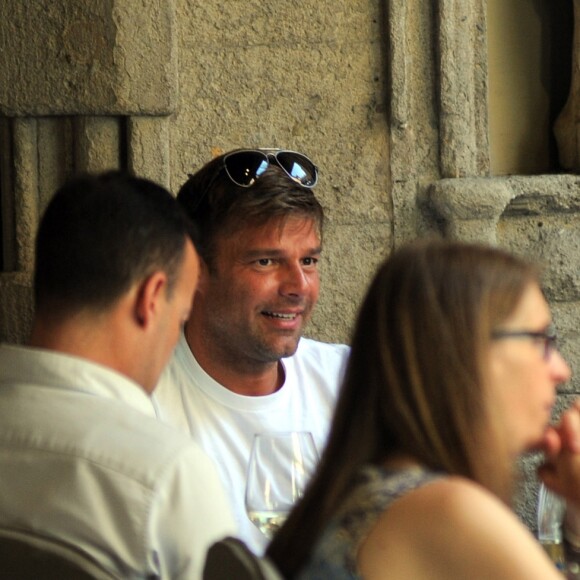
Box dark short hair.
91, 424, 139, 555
34, 171, 195, 317
177, 150, 324, 265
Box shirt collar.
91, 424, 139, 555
0, 344, 156, 418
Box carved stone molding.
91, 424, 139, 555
429, 177, 514, 243
429, 174, 580, 244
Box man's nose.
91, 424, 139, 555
279, 264, 309, 296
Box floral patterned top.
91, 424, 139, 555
296, 464, 442, 579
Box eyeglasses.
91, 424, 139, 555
221, 149, 318, 188
491, 328, 558, 360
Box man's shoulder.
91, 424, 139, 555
84, 398, 208, 464
284, 338, 350, 393
88, 407, 221, 491
0, 385, 210, 489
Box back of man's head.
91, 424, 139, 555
176, 149, 324, 265
34, 171, 194, 318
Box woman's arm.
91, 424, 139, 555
358, 476, 562, 579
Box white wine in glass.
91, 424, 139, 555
245, 431, 319, 539
537, 482, 566, 572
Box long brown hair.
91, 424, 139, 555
267, 239, 538, 577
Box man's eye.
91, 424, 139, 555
302, 257, 319, 266
257, 258, 272, 266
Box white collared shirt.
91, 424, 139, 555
0, 344, 236, 579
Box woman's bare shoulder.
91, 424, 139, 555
358, 476, 562, 580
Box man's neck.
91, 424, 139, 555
184, 325, 285, 396
29, 309, 148, 392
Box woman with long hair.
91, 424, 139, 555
267, 239, 571, 579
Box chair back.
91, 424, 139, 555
203, 536, 283, 580
0, 527, 121, 579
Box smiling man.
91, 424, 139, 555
153, 149, 350, 553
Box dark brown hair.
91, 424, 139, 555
177, 150, 324, 267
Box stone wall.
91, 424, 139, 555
1, 0, 579, 530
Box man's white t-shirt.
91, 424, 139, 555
153, 333, 350, 553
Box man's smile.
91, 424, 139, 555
262, 311, 300, 320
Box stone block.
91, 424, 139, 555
0, 0, 176, 116
181, 0, 379, 47
169, 39, 389, 221
501, 216, 580, 302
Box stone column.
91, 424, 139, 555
437, 0, 490, 178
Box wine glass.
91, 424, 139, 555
537, 482, 566, 571
245, 431, 319, 539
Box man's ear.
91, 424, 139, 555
195, 258, 211, 295
134, 271, 167, 328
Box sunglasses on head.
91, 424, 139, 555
186, 148, 318, 214
221, 148, 318, 188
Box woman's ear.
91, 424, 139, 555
134, 271, 168, 328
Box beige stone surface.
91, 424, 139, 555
308, 221, 391, 345
74, 117, 121, 173
552, 302, 580, 393
0, 273, 33, 344
0, 0, 177, 116
128, 117, 171, 189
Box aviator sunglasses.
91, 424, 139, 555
221, 148, 318, 188
188, 148, 318, 213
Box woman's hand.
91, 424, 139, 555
539, 398, 580, 504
